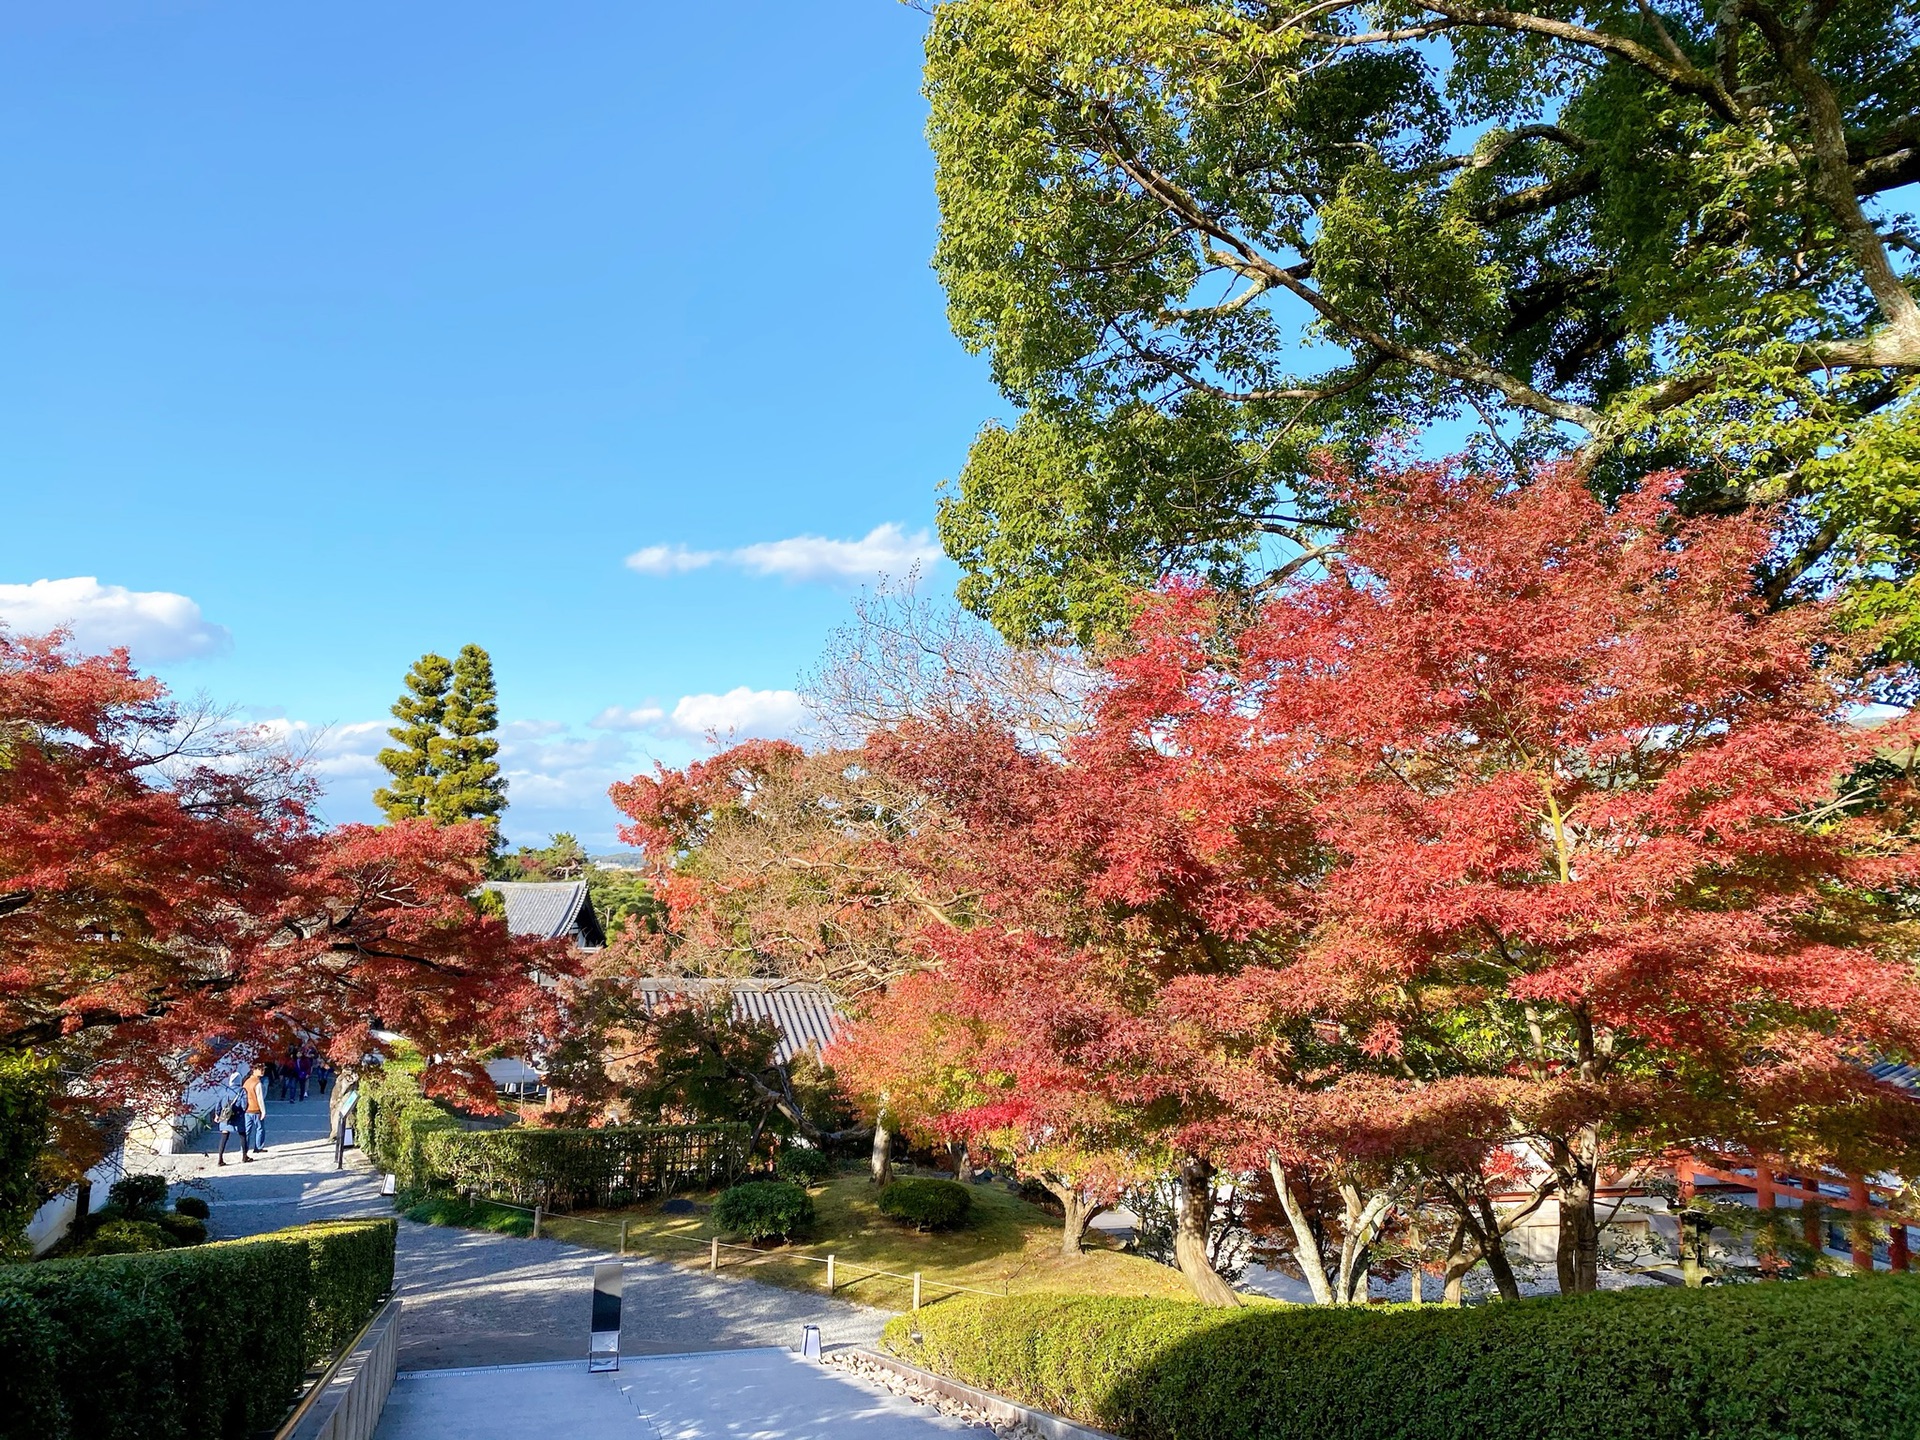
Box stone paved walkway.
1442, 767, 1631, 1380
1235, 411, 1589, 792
139, 1091, 892, 1369
374, 1350, 978, 1440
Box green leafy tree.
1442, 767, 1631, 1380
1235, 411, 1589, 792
428, 645, 507, 842
0, 1052, 54, 1260
925, 0, 1920, 660
374, 652, 453, 821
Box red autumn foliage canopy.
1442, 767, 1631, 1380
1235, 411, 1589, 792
844, 459, 1920, 1295
0, 632, 570, 1131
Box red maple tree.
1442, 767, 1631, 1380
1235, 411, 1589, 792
865, 459, 1920, 1301
0, 633, 570, 1163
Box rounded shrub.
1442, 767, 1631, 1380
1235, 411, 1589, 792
106, 1174, 166, 1214
80, 1220, 171, 1256
878, 1176, 971, 1232
155, 1212, 208, 1247
172, 1195, 210, 1220
712, 1180, 814, 1243
775, 1146, 835, 1185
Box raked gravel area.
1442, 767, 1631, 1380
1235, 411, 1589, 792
136, 1091, 892, 1369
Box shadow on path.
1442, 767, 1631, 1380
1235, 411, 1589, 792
133, 1092, 891, 1369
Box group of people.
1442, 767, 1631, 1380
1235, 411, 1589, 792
212, 1044, 333, 1166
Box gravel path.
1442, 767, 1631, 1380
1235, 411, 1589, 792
138, 1092, 892, 1369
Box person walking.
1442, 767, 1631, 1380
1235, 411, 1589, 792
215, 1073, 251, 1166
295, 1050, 313, 1102
243, 1066, 268, 1155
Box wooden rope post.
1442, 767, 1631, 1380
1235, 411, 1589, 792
620, 1219, 629, 1258
532, 1204, 543, 1240
826, 1254, 835, 1294
912, 1272, 922, 1312
709, 1237, 719, 1272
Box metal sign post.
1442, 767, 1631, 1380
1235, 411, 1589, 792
590, 1262, 623, 1373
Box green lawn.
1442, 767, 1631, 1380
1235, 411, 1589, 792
536, 1166, 1196, 1313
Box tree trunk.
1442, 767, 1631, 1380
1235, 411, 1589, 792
1335, 1181, 1392, 1305
870, 1116, 893, 1186
1442, 1221, 1472, 1306
1678, 1208, 1710, 1287
1553, 1128, 1601, 1294
1407, 1217, 1424, 1306
1438, 1180, 1528, 1303
947, 1140, 969, 1178
1174, 1156, 1242, 1307
1267, 1156, 1336, 1305
1475, 1193, 1524, 1301
1045, 1179, 1108, 1257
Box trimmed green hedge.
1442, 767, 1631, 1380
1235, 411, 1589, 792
879, 1176, 972, 1231
360, 1062, 747, 1207
883, 1279, 1920, 1440
0, 1217, 396, 1440
429, 1123, 750, 1208
359, 1065, 462, 1196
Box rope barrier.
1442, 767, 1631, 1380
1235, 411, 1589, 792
455, 1191, 1008, 1301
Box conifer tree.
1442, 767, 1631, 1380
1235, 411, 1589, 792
373, 651, 453, 822
429, 644, 507, 844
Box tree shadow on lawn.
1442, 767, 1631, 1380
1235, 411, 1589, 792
548, 1167, 1188, 1311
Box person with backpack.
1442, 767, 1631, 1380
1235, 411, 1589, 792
215, 1072, 251, 1166
243, 1066, 268, 1154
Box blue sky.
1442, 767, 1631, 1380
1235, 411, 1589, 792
0, 1, 1003, 847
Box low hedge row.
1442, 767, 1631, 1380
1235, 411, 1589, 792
0, 1216, 396, 1440
429, 1122, 751, 1209
359, 1063, 749, 1207
359, 1065, 463, 1196
883, 1277, 1920, 1440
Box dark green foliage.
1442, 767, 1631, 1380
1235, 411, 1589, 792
430, 644, 506, 838
713, 1180, 815, 1242
374, 651, 453, 822
775, 1146, 835, 1185
268, 1217, 398, 1355
878, 1177, 972, 1232
0, 1286, 64, 1440
79, 1219, 170, 1255
171, 1195, 209, 1219
0, 1053, 54, 1262
106, 1173, 166, 1213
0, 1254, 188, 1440
0, 1217, 394, 1440
884, 1277, 1920, 1440
923, 0, 1920, 661
433, 1123, 750, 1209
153, 1212, 207, 1247
359, 1062, 464, 1197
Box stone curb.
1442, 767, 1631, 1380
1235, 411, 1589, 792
850, 1346, 1121, 1440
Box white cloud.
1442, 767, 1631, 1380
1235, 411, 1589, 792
624, 544, 721, 576
0, 576, 230, 661
625, 523, 943, 585
254, 718, 389, 782
592, 687, 805, 742
590, 704, 668, 731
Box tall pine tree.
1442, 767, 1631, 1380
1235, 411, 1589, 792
429, 644, 507, 846
373, 652, 453, 822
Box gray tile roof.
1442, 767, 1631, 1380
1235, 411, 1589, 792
482, 881, 605, 947
1867, 1058, 1920, 1092
633, 979, 845, 1063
